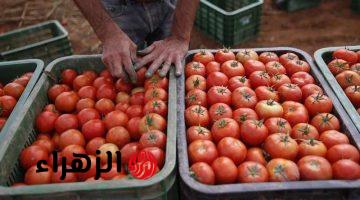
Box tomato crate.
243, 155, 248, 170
274, 0, 321, 12
177, 47, 360, 199
314, 45, 360, 134
195, 0, 263, 46
206, 0, 258, 12
0, 20, 73, 64
352, 0, 360, 12
0, 55, 178, 200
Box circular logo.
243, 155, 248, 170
128, 150, 157, 180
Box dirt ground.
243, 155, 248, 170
0, 0, 359, 56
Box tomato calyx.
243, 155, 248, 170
285, 83, 297, 89
147, 132, 158, 143
215, 105, 226, 116
238, 76, 247, 83
151, 90, 160, 98
217, 119, 229, 128
192, 62, 201, 69
259, 71, 270, 79
149, 75, 160, 85
266, 99, 276, 106
247, 164, 261, 177
193, 78, 201, 87
192, 106, 206, 116
345, 74, 354, 84
189, 169, 198, 181
145, 115, 154, 127
216, 87, 228, 95
295, 60, 304, 65
266, 52, 275, 58
320, 113, 334, 126
152, 101, 161, 109
241, 91, 253, 101
230, 61, 239, 68
253, 120, 264, 128
277, 119, 288, 130
333, 59, 349, 69
304, 138, 319, 146
279, 134, 291, 145
274, 164, 288, 180
297, 124, 310, 136
239, 114, 248, 123
196, 126, 208, 135
186, 94, 197, 104
311, 93, 326, 103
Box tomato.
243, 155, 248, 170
282, 101, 309, 126
297, 155, 332, 180
266, 158, 300, 182
13, 76, 30, 87
232, 87, 258, 109
85, 177, 104, 182
98, 143, 119, 163
43, 104, 58, 113
185, 61, 206, 77
243, 60, 266, 76
37, 133, 51, 141
61, 69, 77, 86
209, 103, 233, 123
193, 50, 215, 65
127, 117, 142, 140
301, 84, 323, 100
82, 119, 106, 141
143, 147, 165, 168
54, 114, 78, 134
264, 133, 298, 160
55, 91, 79, 113
236, 49, 259, 64
245, 147, 267, 166
51, 165, 78, 183
51, 133, 60, 150
20, 145, 48, 169
207, 86, 231, 105
240, 119, 268, 146
290, 72, 315, 88
82, 70, 98, 82
217, 137, 247, 165
185, 89, 207, 107
131, 87, 145, 95
139, 130, 166, 149
255, 86, 279, 102
62, 144, 87, 165
298, 139, 327, 158
93, 77, 113, 89
232, 108, 258, 125
270, 74, 291, 89
95, 98, 115, 115
211, 118, 240, 143
285, 60, 310, 76
187, 126, 212, 143
333, 49, 358, 64
264, 117, 291, 135
206, 61, 221, 74
96, 84, 116, 101
326, 144, 359, 163
0, 95, 17, 117
310, 113, 340, 133
249, 71, 271, 88
136, 68, 147, 87
345, 85, 360, 107
77, 108, 100, 126
129, 92, 145, 105
100, 163, 124, 180
214, 49, 235, 64
47, 84, 70, 102
228, 76, 251, 91
73, 75, 93, 91
255, 100, 283, 120
76, 98, 95, 111
185, 75, 206, 91
36, 111, 58, 133
185, 105, 209, 127
220, 60, 245, 78
305, 93, 333, 116
238, 161, 268, 183
120, 142, 140, 164
144, 87, 168, 103
0, 118, 6, 130
78, 85, 97, 100
190, 162, 215, 185
100, 69, 113, 79
138, 113, 166, 133
259, 52, 279, 64
143, 100, 167, 117
332, 159, 360, 180
265, 61, 286, 76
106, 126, 131, 149
103, 110, 129, 129
211, 157, 238, 184
25, 165, 52, 185
351, 63, 360, 75
206, 72, 228, 88
33, 138, 55, 153
291, 123, 319, 140
279, 53, 299, 66
319, 130, 349, 148
144, 74, 168, 90
86, 137, 106, 155
21, 72, 33, 79
188, 140, 218, 164
278, 83, 302, 102
335, 70, 360, 89
327, 59, 350, 75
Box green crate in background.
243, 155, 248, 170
195, 0, 263, 46
0, 55, 178, 200
207, 0, 258, 12
274, 0, 321, 12
0, 20, 73, 64
351, 0, 360, 13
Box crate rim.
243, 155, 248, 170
178, 47, 360, 196
0, 54, 177, 197
200, 0, 264, 15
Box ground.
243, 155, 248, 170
0, 0, 359, 56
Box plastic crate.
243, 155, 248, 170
351, 0, 360, 12
206, 0, 258, 12
0, 55, 178, 200
274, 0, 321, 12
177, 47, 360, 199
314, 45, 360, 134
195, 0, 263, 46
0, 20, 73, 64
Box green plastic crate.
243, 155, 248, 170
195, 0, 263, 46
0, 20, 73, 64
351, 0, 360, 12
206, 0, 258, 12
278, 0, 321, 12
0, 55, 178, 200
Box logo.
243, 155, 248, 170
128, 150, 157, 180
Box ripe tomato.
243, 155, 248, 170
228, 76, 251, 91
54, 114, 78, 134
264, 133, 298, 160
240, 120, 268, 146
138, 113, 166, 133
238, 161, 268, 183
190, 162, 215, 185
211, 157, 238, 184
193, 50, 214, 65
291, 123, 319, 140
98, 143, 119, 163
37, 133, 51, 141
86, 137, 106, 155
76, 98, 95, 112
298, 139, 327, 158
290, 72, 315, 88
185, 61, 206, 77
333, 49, 358, 64
144, 88, 168, 103
127, 117, 142, 140
266, 158, 300, 182
304, 93, 333, 116
51, 133, 60, 150
188, 139, 218, 164
220, 60, 245, 78
95, 98, 115, 115
332, 159, 360, 180
73, 75, 93, 91
326, 144, 359, 163
115, 91, 130, 104
121, 142, 140, 164
249, 71, 271, 88
82, 70, 98, 82
214, 49, 235, 64
43, 104, 58, 113
243, 60, 266, 76
185, 89, 207, 107
78, 85, 97, 100
131, 87, 144, 95
265, 61, 286, 76
255, 100, 283, 120
285, 60, 310, 76
232, 108, 258, 125
185, 105, 209, 127
217, 137, 247, 165
345, 85, 360, 107
335, 70, 360, 89
351, 63, 360, 75
81, 119, 106, 141
0, 95, 17, 117
206, 61, 221, 74
143, 147, 165, 168
100, 163, 124, 180
232, 87, 258, 109
115, 78, 132, 93
106, 126, 131, 149
0, 118, 6, 130
270, 74, 291, 89
36, 111, 59, 133
311, 113, 340, 133
25, 165, 52, 185
259, 52, 279, 64
185, 75, 206, 91
327, 59, 350, 75
129, 92, 145, 105
282, 101, 309, 126
144, 74, 168, 90
47, 84, 70, 102
279, 53, 299, 66
319, 130, 349, 148
278, 83, 302, 102
255, 86, 279, 102
264, 117, 291, 135
103, 110, 129, 129
143, 100, 167, 117
77, 107, 100, 126
211, 118, 240, 143
301, 84, 323, 100
55, 91, 79, 113
33, 139, 55, 153
207, 86, 231, 105
20, 145, 48, 169
297, 155, 332, 180
186, 126, 212, 143
13, 76, 29, 87
236, 49, 259, 63
96, 84, 116, 101
61, 69, 77, 86
209, 103, 233, 123
206, 72, 228, 88
245, 147, 267, 166
51, 165, 78, 183
139, 130, 166, 149
93, 77, 113, 89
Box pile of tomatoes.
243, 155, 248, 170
0, 72, 33, 131
327, 48, 360, 114
185, 49, 360, 185
14, 67, 168, 186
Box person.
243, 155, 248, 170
74, 0, 200, 83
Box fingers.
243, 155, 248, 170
123, 55, 137, 84
146, 54, 165, 78
159, 57, 172, 77
175, 56, 183, 76
137, 43, 155, 55
112, 58, 129, 82
134, 53, 155, 71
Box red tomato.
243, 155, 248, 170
264, 117, 292, 135
327, 59, 350, 75
238, 161, 269, 183
193, 50, 215, 65
249, 71, 271, 88
78, 85, 97, 100
138, 113, 166, 133
51, 165, 78, 183
335, 70, 360, 89
264, 133, 298, 160
278, 83, 302, 102
0, 96, 16, 117
76, 98, 95, 112
279, 53, 299, 66
333, 49, 358, 64
297, 155, 332, 180
47, 84, 70, 102
266, 158, 300, 182
136, 68, 147, 86
345, 85, 360, 107
55, 91, 79, 113
290, 72, 315, 88
298, 139, 327, 158
13, 76, 30, 87
207, 86, 231, 105
245, 147, 267, 166
97, 143, 119, 164
206, 72, 228, 88
232, 87, 258, 109
73, 75, 93, 91
220, 60, 245, 78
143, 99, 167, 117
36, 111, 59, 133
96, 84, 116, 101
332, 159, 360, 180
130, 92, 145, 105
82, 119, 106, 141
43, 104, 58, 113
211, 157, 238, 184
319, 130, 350, 149
185, 105, 209, 127
33, 139, 55, 153
93, 77, 113, 89
255, 100, 283, 120
265, 61, 286, 76
214, 49, 235, 64
77, 155, 97, 181
95, 98, 115, 115
285, 60, 310, 76
209, 103, 233, 123
139, 130, 166, 149
144, 88, 168, 103
259, 52, 279, 64
103, 110, 129, 130
228, 76, 251, 91
185, 61, 206, 77
243, 60, 266, 76
351, 63, 360, 75
206, 61, 221, 74
25, 165, 52, 185
211, 118, 240, 143
20, 145, 48, 169
270, 74, 291, 89
54, 114, 79, 134
240, 119, 268, 146
0, 118, 6, 130
143, 147, 165, 168
115, 91, 130, 104
282, 101, 309, 126
255, 86, 279, 102
126, 104, 143, 118
236, 49, 259, 64
185, 89, 207, 107
86, 137, 106, 155
82, 70, 98, 82
61, 69, 77, 86
326, 144, 359, 163
304, 93, 333, 116
290, 123, 319, 140
100, 163, 124, 180
186, 126, 212, 143
144, 74, 169, 90
301, 84, 323, 100
62, 145, 87, 165
77, 108, 101, 126
121, 142, 140, 164
185, 75, 206, 91
310, 113, 340, 133
115, 79, 133, 93
232, 108, 259, 125
106, 126, 131, 149
190, 162, 215, 185
217, 137, 247, 165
